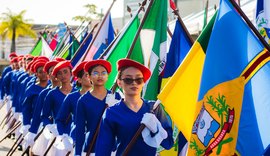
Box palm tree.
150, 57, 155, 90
72, 4, 104, 22
0, 9, 36, 54
0, 29, 7, 58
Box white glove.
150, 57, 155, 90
141, 113, 168, 148
141, 113, 159, 133
6, 95, 12, 101
11, 107, 15, 114
0, 99, 4, 107
18, 113, 23, 123
45, 124, 59, 137
61, 134, 73, 152
13, 112, 20, 120
23, 132, 36, 148
19, 125, 30, 136
105, 93, 120, 107
53, 134, 73, 155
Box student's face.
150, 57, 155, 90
89, 65, 108, 86
36, 67, 48, 81
49, 66, 59, 83
13, 62, 19, 70
56, 67, 72, 83
117, 67, 144, 96
79, 72, 92, 87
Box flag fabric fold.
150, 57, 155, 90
162, 19, 193, 86
41, 37, 53, 58
140, 0, 168, 100
158, 12, 217, 141
187, 0, 270, 155
104, 13, 143, 89
83, 14, 114, 61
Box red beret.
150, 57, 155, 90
33, 61, 48, 73
31, 60, 42, 73
9, 52, 17, 58
117, 59, 151, 82
37, 56, 49, 62
26, 55, 34, 61
54, 57, 65, 62
33, 56, 39, 61
18, 55, 24, 61
30, 61, 38, 73
84, 60, 112, 74
43, 61, 59, 73
11, 57, 19, 63
72, 61, 87, 78
52, 60, 73, 76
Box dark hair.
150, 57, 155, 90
77, 70, 84, 78
75, 69, 84, 88
76, 81, 82, 88
117, 66, 129, 80
88, 64, 108, 74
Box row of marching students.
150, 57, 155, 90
0, 52, 174, 155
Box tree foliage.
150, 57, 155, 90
0, 9, 36, 52
72, 4, 104, 22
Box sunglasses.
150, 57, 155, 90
91, 71, 108, 77
120, 77, 144, 85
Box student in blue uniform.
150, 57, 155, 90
41, 60, 76, 128
20, 60, 49, 136
75, 59, 121, 155
95, 59, 174, 156
0, 52, 17, 105
56, 61, 92, 141
23, 60, 61, 149
28, 60, 60, 134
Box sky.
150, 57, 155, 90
0, 0, 124, 25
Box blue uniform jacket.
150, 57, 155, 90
56, 90, 81, 139
75, 90, 121, 155
29, 87, 52, 133
22, 84, 47, 125
95, 99, 174, 156
41, 87, 77, 126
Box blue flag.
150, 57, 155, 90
71, 32, 93, 66
188, 0, 270, 155
163, 20, 192, 78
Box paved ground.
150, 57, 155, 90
0, 105, 22, 156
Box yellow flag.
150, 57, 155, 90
188, 77, 244, 155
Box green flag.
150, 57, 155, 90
140, 0, 168, 100
30, 33, 47, 56
104, 13, 144, 89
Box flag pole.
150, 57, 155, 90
52, 30, 70, 57
21, 126, 46, 155
98, 5, 144, 60
85, 6, 147, 155
127, 5, 132, 17
122, 100, 161, 156
167, 27, 173, 38
125, 0, 151, 58
170, 0, 194, 44
81, 0, 117, 61
229, 0, 270, 52
203, 0, 209, 29
70, 22, 98, 62
109, 0, 150, 93
73, 20, 86, 35
64, 22, 80, 44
